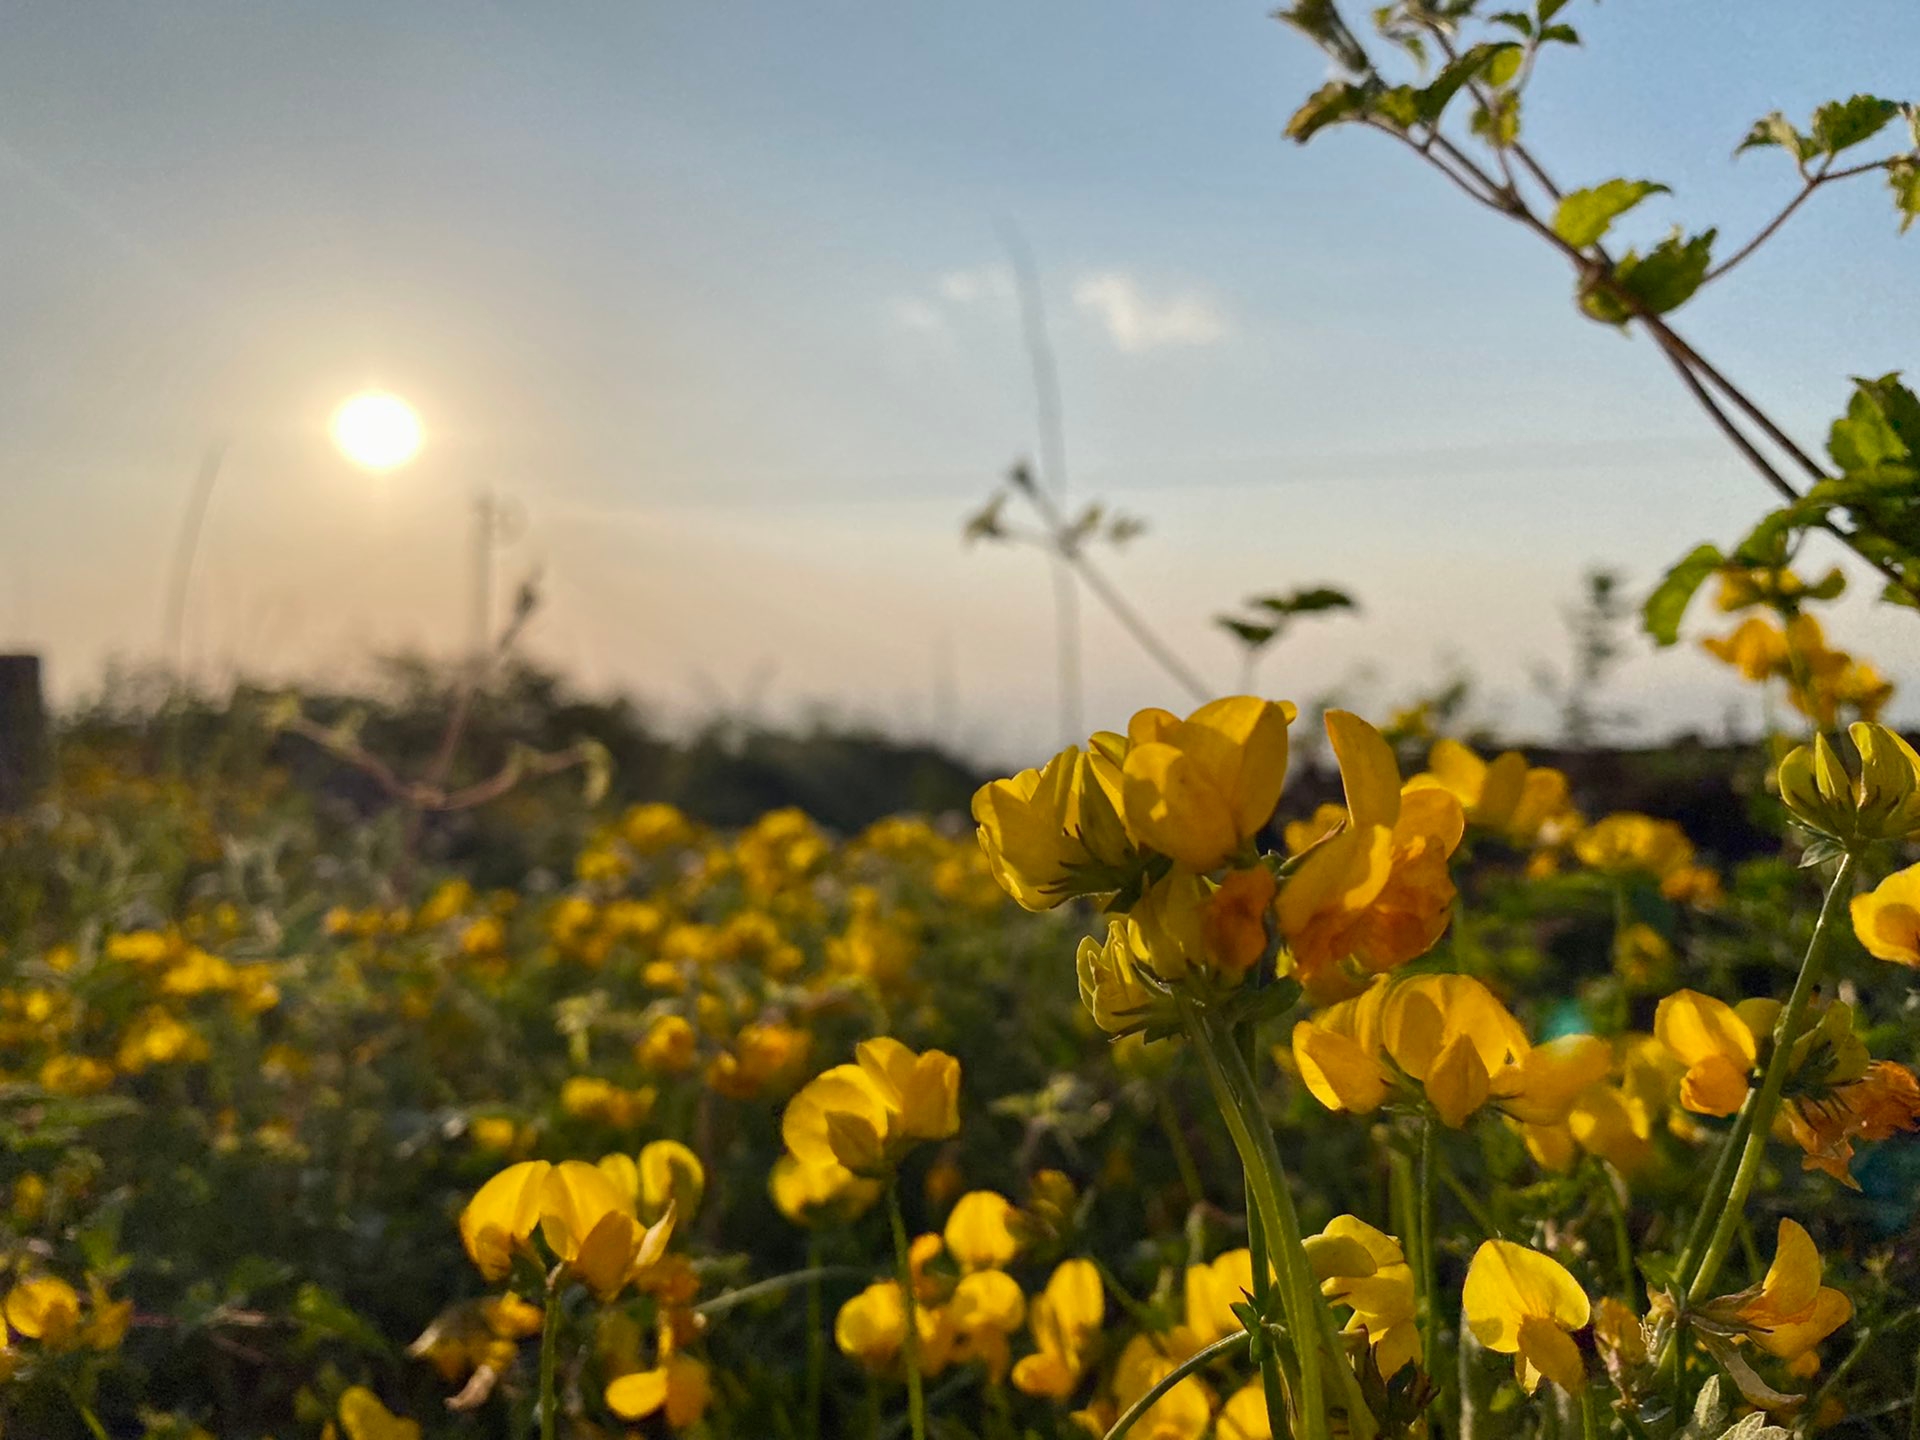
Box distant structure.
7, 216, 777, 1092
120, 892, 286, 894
0, 654, 47, 812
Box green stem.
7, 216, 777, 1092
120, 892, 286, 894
1417, 1118, 1439, 1371
65, 1387, 110, 1440
1580, 1380, 1601, 1440
1103, 1332, 1251, 1440
806, 1236, 826, 1440
694, 1264, 873, 1317
886, 1181, 929, 1440
1684, 852, 1856, 1306
1241, 1023, 1297, 1434
1599, 1163, 1636, 1307
1182, 996, 1377, 1440
1674, 1101, 1755, 1276
1159, 1094, 1207, 1212
538, 1273, 563, 1440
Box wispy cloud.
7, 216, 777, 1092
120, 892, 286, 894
935, 266, 1013, 305
1072, 270, 1228, 354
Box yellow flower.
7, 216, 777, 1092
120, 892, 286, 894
1182, 1248, 1254, 1349
944, 1191, 1021, 1272
972, 745, 1128, 911
781, 1039, 961, 1178
606, 1352, 712, 1429
1277, 711, 1464, 1000
337, 1386, 421, 1440
1705, 1219, 1852, 1362
835, 1281, 910, 1371
457, 1160, 674, 1301
1703, 615, 1790, 682
1779, 722, 1920, 844
1076, 922, 1156, 1034
1011, 1258, 1104, 1400
1462, 1240, 1590, 1394
1202, 866, 1278, 980
1408, 739, 1576, 847
5, 1275, 81, 1349
1573, 813, 1694, 881
948, 1268, 1028, 1380
638, 1140, 705, 1225
1653, 990, 1760, 1117
769, 1154, 881, 1226
1119, 696, 1295, 872
1305, 1216, 1420, 1376
1109, 1332, 1213, 1438
637, 1014, 700, 1073
1851, 861, 1920, 966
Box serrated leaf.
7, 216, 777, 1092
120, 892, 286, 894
1552, 179, 1670, 248
1641, 542, 1724, 645
1810, 94, 1900, 156
1829, 373, 1919, 474
1580, 229, 1716, 324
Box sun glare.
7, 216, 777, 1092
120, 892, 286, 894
331, 390, 424, 471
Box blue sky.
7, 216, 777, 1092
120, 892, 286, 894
1, 2, 1915, 762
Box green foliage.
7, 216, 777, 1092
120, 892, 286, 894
1641, 543, 1725, 647
1578, 229, 1716, 324
1551, 179, 1668, 249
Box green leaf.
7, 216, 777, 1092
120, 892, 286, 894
1538, 22, 1579, 44
1551, 179, 1669, 248
1484, 44, 1524, 88
1537, 0, 1571, 21
1810, 94, 1900, 156
1737, 112, 1814, 161
1285, 80, 1371, 143
1419, 43, 1520, 124
1489, 10, 1532, 37
1471, 91, 1521, 148
1641, 542, 1724, 646
1217, 617, 1279, 648
1251, 586, 1358, 616
1892, 158, 1920, 234
1580, 229, 1716, 324
1829, 373, 1919, 474
292, 1283, 392, 1357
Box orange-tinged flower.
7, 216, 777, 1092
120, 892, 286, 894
1462, 1240, 1590, 1394
1203, 866, 1278, 979
1119, 697, 1294, 871
1653, 990, 1757, 1117
1780, 1060, 1920, 1187
1277, 712, 1464, 1000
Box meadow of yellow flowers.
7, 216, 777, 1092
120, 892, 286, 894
1, 566, 1918, 1440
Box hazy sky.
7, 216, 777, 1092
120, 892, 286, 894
2, 2, 1916, 762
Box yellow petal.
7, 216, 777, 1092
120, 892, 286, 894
944, 1191, 1021, 1272
1517, 1313, 1585, 1393
605, 1368, 670, 1420
1292, 1020, 1391, 1114
1426, 1033, 1492, 1129
1462, 1240, 1590, 1353
1326, 710, 1401, 831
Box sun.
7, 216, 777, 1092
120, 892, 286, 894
331, 390, 424, 470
